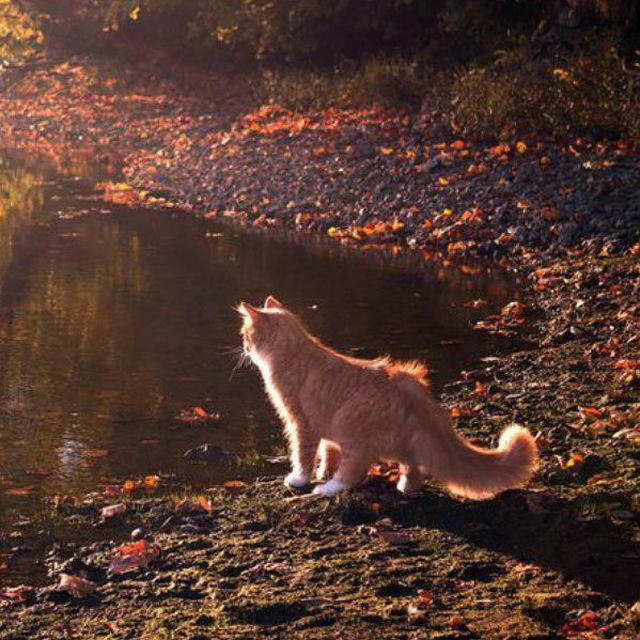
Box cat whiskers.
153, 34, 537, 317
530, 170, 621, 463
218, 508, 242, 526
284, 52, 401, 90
229, 348, 250, 381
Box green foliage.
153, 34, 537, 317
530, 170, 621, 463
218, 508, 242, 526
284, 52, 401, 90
447, 39, 640, 138
262, 57, 425, 110
189, 0, 434, 61
94, 0, 439, 62
0, 0, 43, 66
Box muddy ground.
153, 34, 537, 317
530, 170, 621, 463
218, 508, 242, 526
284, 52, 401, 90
0, 52, 639, 639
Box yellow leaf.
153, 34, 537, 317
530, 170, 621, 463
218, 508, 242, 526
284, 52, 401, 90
565, 452, 584, 468
143, 475, 159, 489
110, 182, 133, 192
438, 177, 449, 185
130, 7, 140, 20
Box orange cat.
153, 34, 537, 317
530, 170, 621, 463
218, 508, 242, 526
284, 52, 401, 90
238, 296, 538, 498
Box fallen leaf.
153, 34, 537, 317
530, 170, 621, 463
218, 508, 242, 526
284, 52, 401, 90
84, 449, 109, 457
377, 529, 413, 545
57, 573, 97, 598
501, 301, 525, 317
559, 610, 602, 636
101, 503, 125, 519
143, 475, 160, 489
560, 452, 585, 470
474, 381, 487, 396
109, 539, 158, 574
580, 407, 603, 419
5, 487, 34, 496
0, 586, 34, 603
450, 615, 465, 630
174, 407, 220, 424
223, 480, 247, 493
463, 299, 487, 309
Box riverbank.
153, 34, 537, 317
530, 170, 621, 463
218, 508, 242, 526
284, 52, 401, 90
0, 54, 639, 639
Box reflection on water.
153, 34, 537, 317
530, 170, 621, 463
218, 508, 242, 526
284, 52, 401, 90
0, 150, 522, 543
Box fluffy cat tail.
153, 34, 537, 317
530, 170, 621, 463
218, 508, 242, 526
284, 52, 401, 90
417, 423, 538, 500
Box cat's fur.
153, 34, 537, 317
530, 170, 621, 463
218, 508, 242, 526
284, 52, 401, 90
238, 296, 538, 498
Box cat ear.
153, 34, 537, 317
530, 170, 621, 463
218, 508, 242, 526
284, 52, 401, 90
238, 302, 261, 321
264, 295, 284, 310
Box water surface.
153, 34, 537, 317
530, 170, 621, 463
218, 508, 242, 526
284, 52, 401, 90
0, 150, 522, 569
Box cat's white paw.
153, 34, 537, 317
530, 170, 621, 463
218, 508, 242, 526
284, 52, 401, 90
284, 471, 311, 489
396, 474, 422, 495
396, 474, 413, 494
312, 478, 348, 497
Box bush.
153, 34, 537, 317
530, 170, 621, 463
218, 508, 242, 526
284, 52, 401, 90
447, 40, 640, 138
261, 58, 425, 110
0, 0, 43, 66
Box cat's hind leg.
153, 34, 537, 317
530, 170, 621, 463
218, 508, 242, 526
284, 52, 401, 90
397, 463, 424, 494
316, 440, 341, 480
313, 449, 368, 496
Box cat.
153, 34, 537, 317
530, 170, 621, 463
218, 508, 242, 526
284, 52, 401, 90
238, 296, 538, 498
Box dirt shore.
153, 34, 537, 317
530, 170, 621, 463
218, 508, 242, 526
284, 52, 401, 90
0, 54, 639, 639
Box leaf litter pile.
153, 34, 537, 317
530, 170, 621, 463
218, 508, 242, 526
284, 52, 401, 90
0, 53, 639, 639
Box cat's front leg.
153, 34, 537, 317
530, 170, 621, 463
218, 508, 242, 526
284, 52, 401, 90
284, 425, 319, 489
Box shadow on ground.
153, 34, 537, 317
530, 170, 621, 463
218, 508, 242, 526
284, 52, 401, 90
384, 488, 639, 604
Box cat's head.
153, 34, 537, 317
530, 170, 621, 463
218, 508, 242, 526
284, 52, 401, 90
237, 296, 301, 362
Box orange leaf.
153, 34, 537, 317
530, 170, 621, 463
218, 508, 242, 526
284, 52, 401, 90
5, 487, 33, 496
564, 452, 585, 469
417, 589, 434, 605
110, 539, 158, 574
197, 496, 213, 512
84, 449, 109, 457
501, 301, 525, 317
223, 480, 247, 493
143, 475, 159, 489
450, 615, 465, 630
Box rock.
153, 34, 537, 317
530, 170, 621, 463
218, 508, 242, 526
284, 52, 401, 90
131, 527, 145, 540
101, 503, 126, 519
558, 222, 579, 246
183, 444, 233, 464
194, 614, 213, 626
